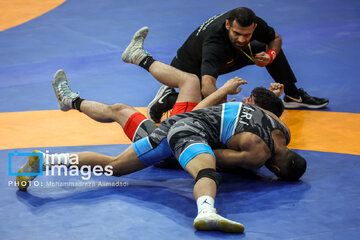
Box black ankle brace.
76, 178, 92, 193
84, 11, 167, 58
72, 97, 84, 112
139, 56, 155, 71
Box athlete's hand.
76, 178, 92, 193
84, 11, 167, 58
269, 83, 284, 97
253, 52, 271, 67
221, 77, 248, 95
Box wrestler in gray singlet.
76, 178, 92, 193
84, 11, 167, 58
133, 102, 290, 168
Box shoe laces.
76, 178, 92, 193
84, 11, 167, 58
58, 82, 78, 97
298, 88, 312, 98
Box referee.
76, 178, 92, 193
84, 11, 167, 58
147, 7, 329, 123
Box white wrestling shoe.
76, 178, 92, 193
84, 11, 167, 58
52, 69, 79, 111
121, 26, 151, 65
16, 150, 43, 191
193, 208, 245, 233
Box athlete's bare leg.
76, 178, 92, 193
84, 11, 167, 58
79, 101, 138, 128
122, 27, 202, 104
74, 146, 146, 176
184, 153, 245, 233
53, 69, 141, 129
148, 61, 201, 103
16, 145, 147, 190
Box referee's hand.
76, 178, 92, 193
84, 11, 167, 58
253, 52, 271, 67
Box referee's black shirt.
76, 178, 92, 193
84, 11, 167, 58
174, 10, 276, 79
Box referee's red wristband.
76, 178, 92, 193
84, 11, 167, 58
267, 49, 277, 64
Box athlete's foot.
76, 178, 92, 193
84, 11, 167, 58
122, 26, 151, 65
193, 209, 245, 233
283, 88, 329, 109
16, 150, 43, 191
52, 69, 79, 111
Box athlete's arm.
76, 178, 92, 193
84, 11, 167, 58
193, 77, 247, 111
214, 132, 271, 170
213, 148, 268, 170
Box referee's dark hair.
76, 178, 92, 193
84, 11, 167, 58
228, 7, 256, 27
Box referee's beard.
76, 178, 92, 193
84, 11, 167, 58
228, 35, 250, 50
232, 41, 250, 51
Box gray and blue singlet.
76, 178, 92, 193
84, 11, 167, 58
132, 102, 290, 168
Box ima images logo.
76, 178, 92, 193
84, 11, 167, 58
8, 150, 113, 180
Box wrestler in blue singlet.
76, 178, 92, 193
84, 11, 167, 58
133, 102, 290, 168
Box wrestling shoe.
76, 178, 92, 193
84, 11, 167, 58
122, 26, 151, 65
283, 88, 329, 109
52, 69, 79, 111
147, 85, 178, 123
193, 208, 245, 233
16, 150, 43, 191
